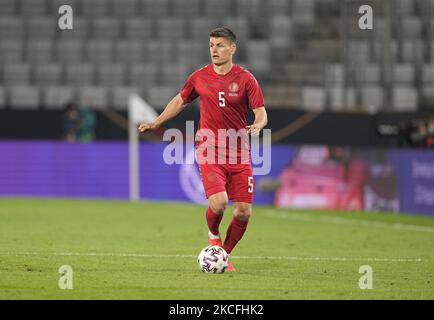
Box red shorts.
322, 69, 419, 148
199, 163, 254, 203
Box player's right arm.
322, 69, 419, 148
138, 94, 186, 133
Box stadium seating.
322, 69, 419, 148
43, 86, 75, 109
112, 86, 140, 110
78, 86, 108, 110
3, 63, 30, 85
301, 87, 326, 111
0, 86, 5, 108
65, 64, 95, 86
393, 86, 419, 111
0, 0, 15, 16
0, 41, 24, 63
9, 86, 40, 109
0, 0, 431, 111
34, 63, 63, 86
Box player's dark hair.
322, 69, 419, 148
209, 27, 237, 43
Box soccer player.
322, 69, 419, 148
139, 27, 268, 271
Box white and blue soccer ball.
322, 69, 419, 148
197, 245, 229, 273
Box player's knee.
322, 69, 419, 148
209, 199, 227, 215
234, 204, 252, 221
209, 192, 229, 214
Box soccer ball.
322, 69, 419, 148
197, 245, 229, 273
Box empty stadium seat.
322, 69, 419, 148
348, 41, 370, 63
246, 41, 271, 77
112, 0, 138, 18
19, 0, 48, 16
359, 64, 381, 83
0, 41, 24, 63
422, 86, 434, 107
85, 41, 113, 64
0, 18, 24, 41
301, 87, 326, 110
422, 64, 434, 83
397, 0, 416, 16
401, 40, 423, 63
27, 18, 57, 40
128, 64, 158, 94
160, 64, 189, 87
80, 0, 109, 17
172, 0, 200, 18
141, 0, 170, 17
0, 0, 16, 16
236, 0, 263, 19
42, 86, 75, 109
431, 43, 434, 62
266, 0, 291, 17
92, 18, 120, 40
325, 64, 344, 84
78, 86, 108, 110
393, 64, 415, 84
361, 86, 383, 108
9, 86, 40, 109
26, 41, 54, 64
144, 41, 174, 65
65, 64, 95, 86
125, 18, 154, 41
203, 0, 232, 18
373, 40, 398, 63
157, 18, 187, 40
400, 17, 422, 38
173, 41, 206, 66
269, 15, 293, 56
114, 41, 143, 64
292, 0, 315, 24
56, 40, 83, 63
329, 87, 357, 111
0, 87, 6, 108
222, 17, 249, 44
112, 86, 140, 110
34, 63, 63, 86
147, 86, 178, 110
3, 63, 31, 85
97, 64, 126, 87
392, 86, 418, 111
190, 18, 220, 42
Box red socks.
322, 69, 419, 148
206, 207, 223, 236
223, 217, 249, 254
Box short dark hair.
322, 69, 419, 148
209, 27, 236, 43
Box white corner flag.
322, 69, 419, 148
128, 94, 158, 202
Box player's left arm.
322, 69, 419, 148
246, 107, 268, 136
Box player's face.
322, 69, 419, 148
209, 37, 236, 66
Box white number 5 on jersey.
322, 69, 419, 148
218, 91, 225, 107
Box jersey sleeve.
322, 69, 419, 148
179, 74, 199, 104
246, 73, 265, 109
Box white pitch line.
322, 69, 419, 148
0, 252, 432, 262
264, 210, 434, 234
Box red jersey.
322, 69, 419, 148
180, 64, 264, 132
180, 64, 265, 164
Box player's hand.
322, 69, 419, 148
138, 122, 158, 133
246, 124, 261, 136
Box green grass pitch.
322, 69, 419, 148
0, 198, 433, 299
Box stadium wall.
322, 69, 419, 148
0, 140, 433, 216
